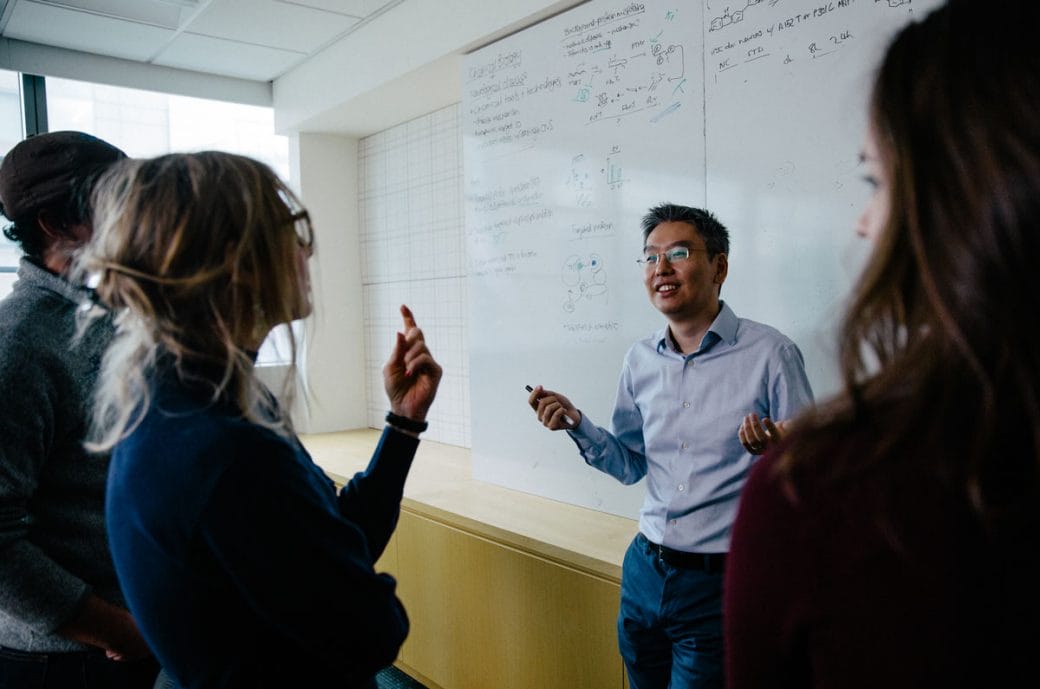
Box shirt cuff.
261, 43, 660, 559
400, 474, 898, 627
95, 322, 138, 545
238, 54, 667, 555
566, 413, 606, 454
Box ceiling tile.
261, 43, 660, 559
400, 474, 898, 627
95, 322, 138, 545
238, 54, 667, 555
4, 1, 177, 61
153, 31, 305, 81
274, 0, 367, 17
272, 0, 400, 20
186, 0, 358, 53
28, 0, 193, 29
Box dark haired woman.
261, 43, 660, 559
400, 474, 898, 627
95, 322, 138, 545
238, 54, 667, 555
725, 2, 1040, 687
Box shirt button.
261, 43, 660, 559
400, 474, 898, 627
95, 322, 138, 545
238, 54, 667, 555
682, 401, 690, 408
677, 484, 685, 492
681, 442, 688, 449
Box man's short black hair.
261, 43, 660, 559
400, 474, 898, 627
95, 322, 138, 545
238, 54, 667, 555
641, 203, 729, 258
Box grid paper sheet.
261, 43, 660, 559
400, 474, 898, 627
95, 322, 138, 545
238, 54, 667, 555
359, 105, 470, 447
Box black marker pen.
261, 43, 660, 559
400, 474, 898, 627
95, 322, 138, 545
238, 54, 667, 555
525, 385, 575, 426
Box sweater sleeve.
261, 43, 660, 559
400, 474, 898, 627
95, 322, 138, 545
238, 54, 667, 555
724, 453, 811, 689
198, 434, 409, 683
0, 330, 91, 633
336, 426, 419, 561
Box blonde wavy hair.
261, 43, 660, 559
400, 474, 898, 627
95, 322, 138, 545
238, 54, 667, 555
78, 152, 313, 451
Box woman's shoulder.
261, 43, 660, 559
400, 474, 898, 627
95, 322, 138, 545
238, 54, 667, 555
140, 390, 290, 460
110, 387, 303, 525
116, 380, 294, 482
739, 432, 861, 530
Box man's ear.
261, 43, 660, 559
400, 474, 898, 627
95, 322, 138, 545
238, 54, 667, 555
36, 211, 93, 274
36, 210, 66, 240
713, 252, 729, 287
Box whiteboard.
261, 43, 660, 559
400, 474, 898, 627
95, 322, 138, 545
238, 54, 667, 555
463, 0, 940, 518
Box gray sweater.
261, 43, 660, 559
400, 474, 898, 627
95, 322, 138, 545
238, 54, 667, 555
0, 257, 121, 652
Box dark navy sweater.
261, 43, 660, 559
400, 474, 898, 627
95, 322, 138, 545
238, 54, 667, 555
106, 373, 419, 689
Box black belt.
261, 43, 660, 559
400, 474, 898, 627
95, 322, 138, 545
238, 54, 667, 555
638, 533, 726, 573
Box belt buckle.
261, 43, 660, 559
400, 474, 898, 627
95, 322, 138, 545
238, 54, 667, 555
654, 541, 678, 567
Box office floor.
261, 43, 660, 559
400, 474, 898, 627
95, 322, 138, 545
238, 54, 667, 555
376, 666, 427, 688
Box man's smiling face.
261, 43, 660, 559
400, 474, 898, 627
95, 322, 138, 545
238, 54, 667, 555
642, 220, 727, 323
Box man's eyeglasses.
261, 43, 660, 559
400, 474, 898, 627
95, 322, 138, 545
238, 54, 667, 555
636, 246, 707, 267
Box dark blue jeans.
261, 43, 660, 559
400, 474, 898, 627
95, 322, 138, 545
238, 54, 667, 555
617, 534, 724, 689
0, 646, 158, 689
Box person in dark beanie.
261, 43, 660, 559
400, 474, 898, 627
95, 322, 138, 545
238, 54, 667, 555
0, 132, 158, 689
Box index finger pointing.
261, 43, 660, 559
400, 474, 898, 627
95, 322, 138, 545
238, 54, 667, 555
399, 304, 417, 330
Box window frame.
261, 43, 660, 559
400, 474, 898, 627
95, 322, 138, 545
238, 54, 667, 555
0, 70, 37, 282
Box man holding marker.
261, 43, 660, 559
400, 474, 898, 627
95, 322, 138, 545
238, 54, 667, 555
528, 203, 813, 689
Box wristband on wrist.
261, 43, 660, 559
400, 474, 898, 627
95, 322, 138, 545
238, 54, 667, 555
386, 412, 428, 434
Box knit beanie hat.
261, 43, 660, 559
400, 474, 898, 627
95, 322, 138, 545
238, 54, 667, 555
0, 131, 126, 222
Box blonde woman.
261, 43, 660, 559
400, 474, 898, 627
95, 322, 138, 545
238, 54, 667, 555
79, 152, 441, 689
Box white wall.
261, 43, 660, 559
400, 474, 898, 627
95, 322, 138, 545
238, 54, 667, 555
291, 132, 369, 433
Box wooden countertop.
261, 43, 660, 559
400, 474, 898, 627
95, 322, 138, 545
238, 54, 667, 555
300, 429, 638, 583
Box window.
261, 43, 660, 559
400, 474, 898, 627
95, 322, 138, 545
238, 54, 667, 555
1, 73, 295, 365
47, 77, 294, 365
47, 77, 289, 180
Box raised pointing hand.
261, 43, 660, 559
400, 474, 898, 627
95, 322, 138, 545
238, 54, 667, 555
383, 304, 442, 422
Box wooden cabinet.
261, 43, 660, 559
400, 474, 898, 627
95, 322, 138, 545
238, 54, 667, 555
392, 511, 623, 689
304, 430, 636, 689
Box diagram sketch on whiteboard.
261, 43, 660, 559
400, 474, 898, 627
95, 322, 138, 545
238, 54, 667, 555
562, 254, 608, 312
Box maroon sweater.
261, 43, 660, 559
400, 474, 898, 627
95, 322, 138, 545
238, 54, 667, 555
725, 451, 1039, 688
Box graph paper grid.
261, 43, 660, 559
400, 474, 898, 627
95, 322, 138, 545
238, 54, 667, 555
358, 105, 470, 447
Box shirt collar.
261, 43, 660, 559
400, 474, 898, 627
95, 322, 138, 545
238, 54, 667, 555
710, 300, 739, 346
18, 255, 91, 305
656, 300, 738, 354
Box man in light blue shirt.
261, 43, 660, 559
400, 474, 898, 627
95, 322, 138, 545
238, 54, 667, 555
529, 203, 813, 689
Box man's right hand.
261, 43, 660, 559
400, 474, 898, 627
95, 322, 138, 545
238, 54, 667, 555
57, 593, 152, 661
528, 385, 581, 431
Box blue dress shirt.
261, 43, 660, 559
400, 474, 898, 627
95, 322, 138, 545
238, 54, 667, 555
568, 301, 814, 552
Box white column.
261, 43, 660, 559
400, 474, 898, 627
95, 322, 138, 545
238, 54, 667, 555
288, 131, 367, 433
